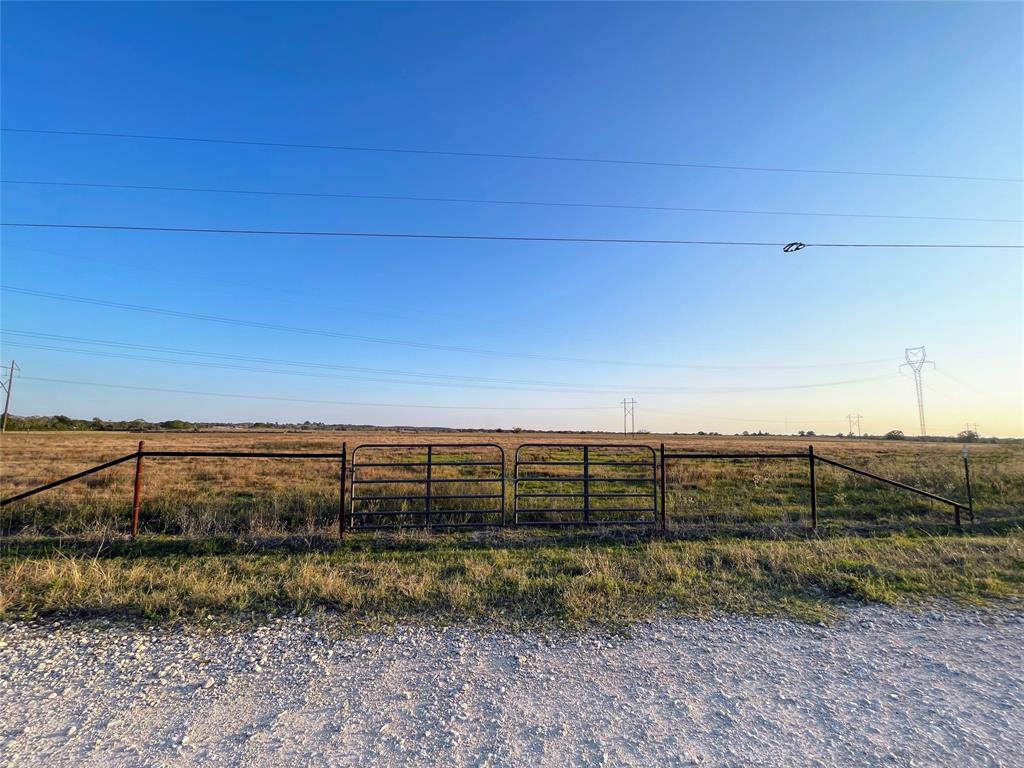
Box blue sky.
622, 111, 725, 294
1, 2, 1021, 435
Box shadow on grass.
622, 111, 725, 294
3, 514, 1021, 560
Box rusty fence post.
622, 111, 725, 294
808, 444, 817, 530
339, 441, 347, 538
660, 443, 667, 532
962, 447, 974, 526
131, 440, 145, 538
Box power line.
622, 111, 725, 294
644, 407, 849, 426
1, 244, 600, 344
0, 341, 622, 394
4, 178, 1018, 225
17, 375, 619, 412
4, 222, 1020, 250
0, 339, 902, 394
0, 330, 604, 388
0, 287, 897, 371
4, 127, 1019, 183
1, 329, 867, 389
0, 222, 782, 248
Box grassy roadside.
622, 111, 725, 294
2, 530, 1021, 626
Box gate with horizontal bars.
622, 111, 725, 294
347, 443, 505, 531
1, 440, 975, 537
513, 443, 659, 526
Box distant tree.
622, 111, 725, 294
958, 429, 978, 442
806, 430, 816, 436
159, 419, 193, 431
885, 429, 905, 440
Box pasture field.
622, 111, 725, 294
1, 430, 1022, 623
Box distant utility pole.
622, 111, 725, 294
900, 346, 934, 437
1, 360, 18, 433
846, 413, 863, 437
964, 422, 979, 435
621, 398, 636, 436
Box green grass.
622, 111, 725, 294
2, 529, 1021, 626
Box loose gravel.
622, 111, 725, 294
1, 607, 1022, 767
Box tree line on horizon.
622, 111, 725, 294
0, 415, 1013, 444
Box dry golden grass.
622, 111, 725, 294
1, 429, 1019, 536
1, 430, 1021, 624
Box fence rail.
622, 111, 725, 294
658, 443, 971, 529
514, 444, 658, 527
348, 443, 505, 531
1, 440, 974, 537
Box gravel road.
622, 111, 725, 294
1, 607, 1021, 767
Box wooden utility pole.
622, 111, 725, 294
1, 360, 18, 433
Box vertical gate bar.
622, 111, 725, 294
425, 445, 433, 529
499, 447, 506, 527
808, 444, 817, 530
513, 447, 520, 526
131, 440, 145, 539
963, 449, 974, 525
583, 446, 590, 523
953, 504, 962, 528
660, 443, 667, 531
339, 441, 347, 538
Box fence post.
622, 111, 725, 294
425, 445, 433, 529
582, 445, 590, 523
131, 440, 145, 538
808, 444, 817, 530
962, 447, 974, 526
660, 443, 667, 532
339, 441, 347, 539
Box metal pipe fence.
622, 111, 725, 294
1, 440, 974, 537
658, 443, 971, 530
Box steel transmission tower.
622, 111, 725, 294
1, 360, 18, 433
846, 413, 862, 437
900, 347, 933, 437
621, 398, 636, 436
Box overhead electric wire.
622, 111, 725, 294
4, 127, 1019, 183
2, 245, 602, 343
644, 407, 849, 425
15, 375, 618, 412
1, 287, 897, 371
3, 222, 1020, 249
1, 330, 893, 387
0, 222, 783, 247
1, 330, 602, 387
4, 178, 1017, 224
1, 341, 605, 394
1, 339, 901, 394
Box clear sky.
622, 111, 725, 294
1, 2, 1021, 436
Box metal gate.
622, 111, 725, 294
514, 444, 658, 526
348, 443, 505, 530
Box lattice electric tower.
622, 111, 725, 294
621, 398, 636, 436
900, 347, 933, 437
